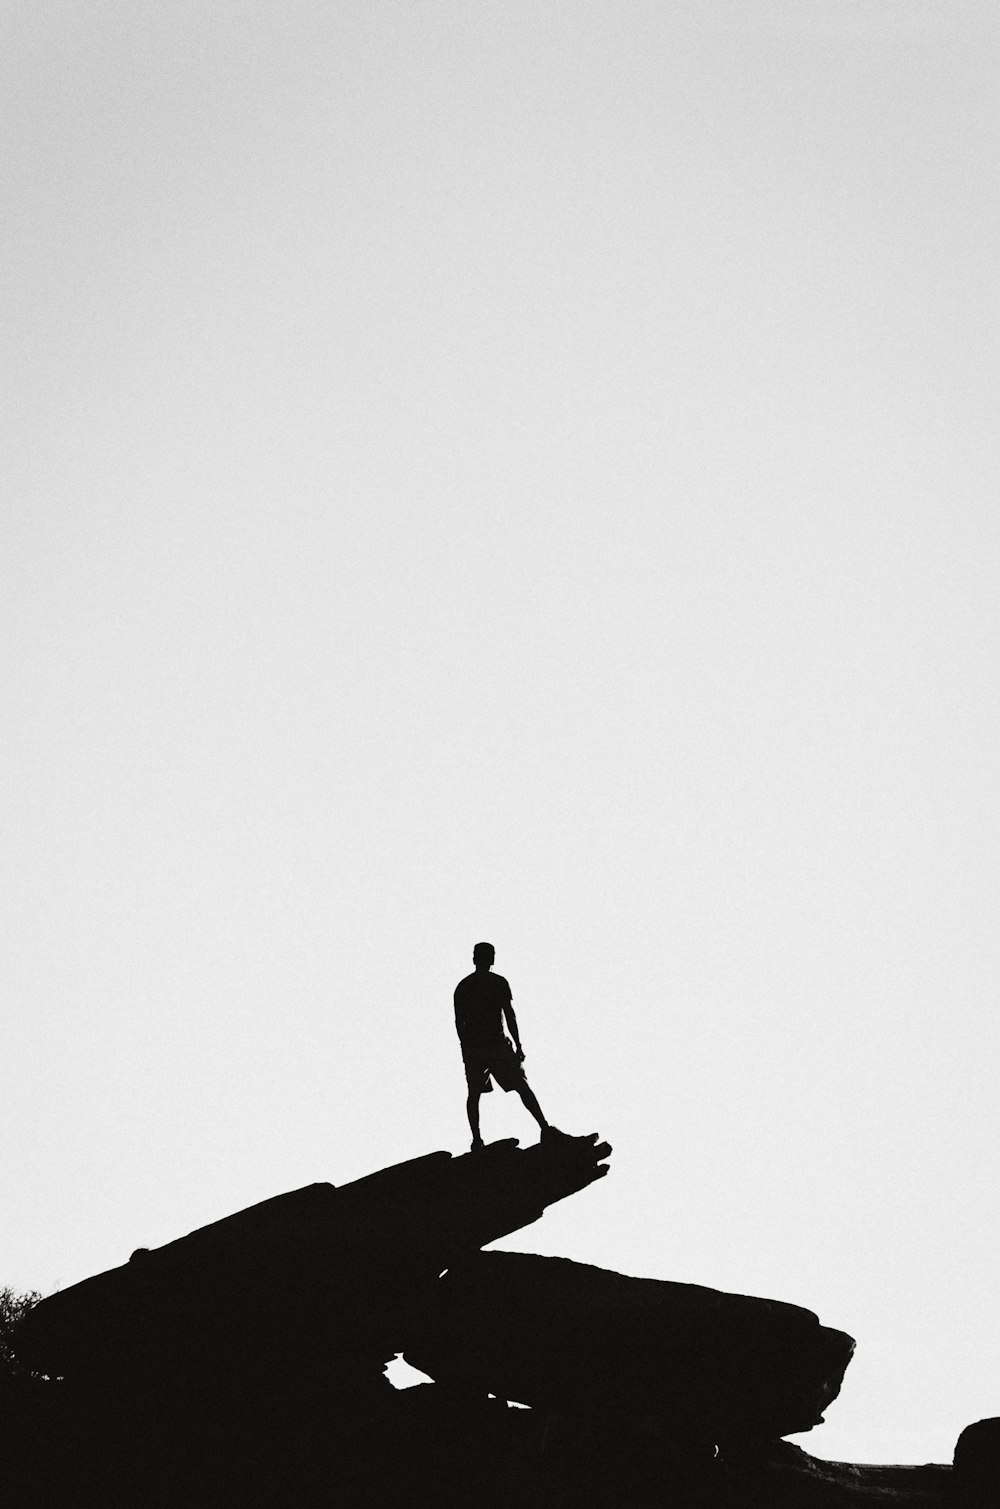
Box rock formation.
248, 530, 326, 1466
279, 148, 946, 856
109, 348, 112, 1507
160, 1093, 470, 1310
954, 1418, 1000, 1506
403, 1250, 854, 1445
15, 1134, 612, 1390
4, 1135, 987, 1506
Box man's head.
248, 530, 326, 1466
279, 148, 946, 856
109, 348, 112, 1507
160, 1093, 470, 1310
472, 941, 495, 970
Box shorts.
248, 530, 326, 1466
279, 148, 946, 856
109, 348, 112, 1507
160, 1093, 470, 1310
462, 1037, 527, 1095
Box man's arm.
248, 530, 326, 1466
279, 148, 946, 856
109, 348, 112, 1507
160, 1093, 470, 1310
502, 1000, 524, 1060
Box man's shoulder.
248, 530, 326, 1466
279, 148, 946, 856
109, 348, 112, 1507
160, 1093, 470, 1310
453, 971, 512, 999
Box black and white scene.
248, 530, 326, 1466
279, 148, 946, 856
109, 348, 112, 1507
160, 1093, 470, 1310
3, 3, 997, 1505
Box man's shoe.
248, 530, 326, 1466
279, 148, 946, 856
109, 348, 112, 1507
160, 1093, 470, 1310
470, 1138, 486, 1154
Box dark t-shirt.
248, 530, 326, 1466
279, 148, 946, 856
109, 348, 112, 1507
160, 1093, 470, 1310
453, 970, 512, 1051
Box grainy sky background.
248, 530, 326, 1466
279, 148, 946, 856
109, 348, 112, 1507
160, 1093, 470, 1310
3, 0, 997, 1465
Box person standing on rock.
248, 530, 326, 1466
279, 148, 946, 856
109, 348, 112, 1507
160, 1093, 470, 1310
454, 942, 565, 1152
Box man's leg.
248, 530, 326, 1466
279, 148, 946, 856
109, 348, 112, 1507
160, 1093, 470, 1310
467, 1089, 484, 1149
515, 1077, 549, 1132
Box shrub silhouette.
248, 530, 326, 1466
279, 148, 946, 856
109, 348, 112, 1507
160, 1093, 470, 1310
0, 1286, 42, 1381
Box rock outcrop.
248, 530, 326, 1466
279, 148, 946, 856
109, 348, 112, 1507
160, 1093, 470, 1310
954, 1418, 1000, 1506
403, 1250, 854, 1446
5, 1135, 977, 1507
15, 1133, 611, 1389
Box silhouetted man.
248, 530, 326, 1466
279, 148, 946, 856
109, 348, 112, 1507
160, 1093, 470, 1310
454, 942, 564, 1151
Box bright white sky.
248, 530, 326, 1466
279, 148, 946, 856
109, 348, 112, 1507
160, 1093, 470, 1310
3, 0, 997, 1466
